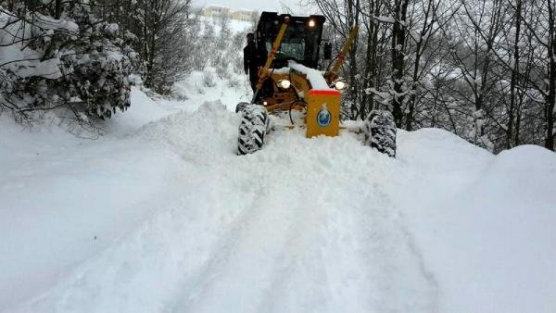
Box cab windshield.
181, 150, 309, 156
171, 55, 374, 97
262, 20, 322, 67
266, 40, 305, 61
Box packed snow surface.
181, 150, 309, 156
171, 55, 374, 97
1, 85, 555, 313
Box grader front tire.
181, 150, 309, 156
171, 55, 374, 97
237, 105, 269, 155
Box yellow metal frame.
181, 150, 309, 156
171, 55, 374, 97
255, 17, 291, 92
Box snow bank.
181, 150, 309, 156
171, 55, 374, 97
0, 113, 183, 311
424, 145, 556, 313
395, 130, 556, 313
105, 87, 177, 136
168, 69, 252, 112
137, 100, 240, 161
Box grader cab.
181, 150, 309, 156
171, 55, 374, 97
236, 12, 397, 157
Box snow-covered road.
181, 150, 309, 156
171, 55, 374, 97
2, 89, 555, 313
5, 101, 437, 313
161, 125, 439, 313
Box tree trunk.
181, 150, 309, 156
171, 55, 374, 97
391, 0, 408, 127
347, 0, 360, 119
507, 0, 522, 149
55, 0, 62, 19
546, 1, 555, 150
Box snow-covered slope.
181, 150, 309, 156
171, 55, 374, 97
1, 86, 555, 313
396, 130, 556, 313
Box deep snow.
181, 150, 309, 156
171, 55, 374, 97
1, 79, 556, 313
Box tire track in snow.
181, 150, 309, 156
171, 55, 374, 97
257, 189, 342, 313
359, 181, 439, 313
166, 129, 440, 313
165, 185, 295, 312
256, 158, 439, 313
167, 159, 315, 312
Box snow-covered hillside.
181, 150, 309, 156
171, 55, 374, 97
1, 81, 555, 313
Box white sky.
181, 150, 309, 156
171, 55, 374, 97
195, 0, 306, 14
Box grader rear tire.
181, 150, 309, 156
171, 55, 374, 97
364, 110, 397, 158
237, 105, 269, 155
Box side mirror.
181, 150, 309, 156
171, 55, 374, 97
324, 42, 332, 60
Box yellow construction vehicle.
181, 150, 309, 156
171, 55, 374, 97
237, 12, 396, 157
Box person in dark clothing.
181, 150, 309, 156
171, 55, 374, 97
243, 33, 261, 94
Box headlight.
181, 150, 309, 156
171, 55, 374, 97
334, 80, 347, 90
308, 19, 316, 28
278, 79, 291, 89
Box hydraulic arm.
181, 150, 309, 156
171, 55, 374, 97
324, 26, 359, 84
251, 16, 291, 103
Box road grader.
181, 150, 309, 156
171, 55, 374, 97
236, 12, 397, 157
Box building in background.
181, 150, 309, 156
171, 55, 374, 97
201, 5, 231, 18
231, 9, 256, 22
201, 5, 255, 21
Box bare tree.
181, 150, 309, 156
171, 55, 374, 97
435, 0, 507, 149
403, 0, 458, 130
387, 0, 409, 127
359, 0, 388, 118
